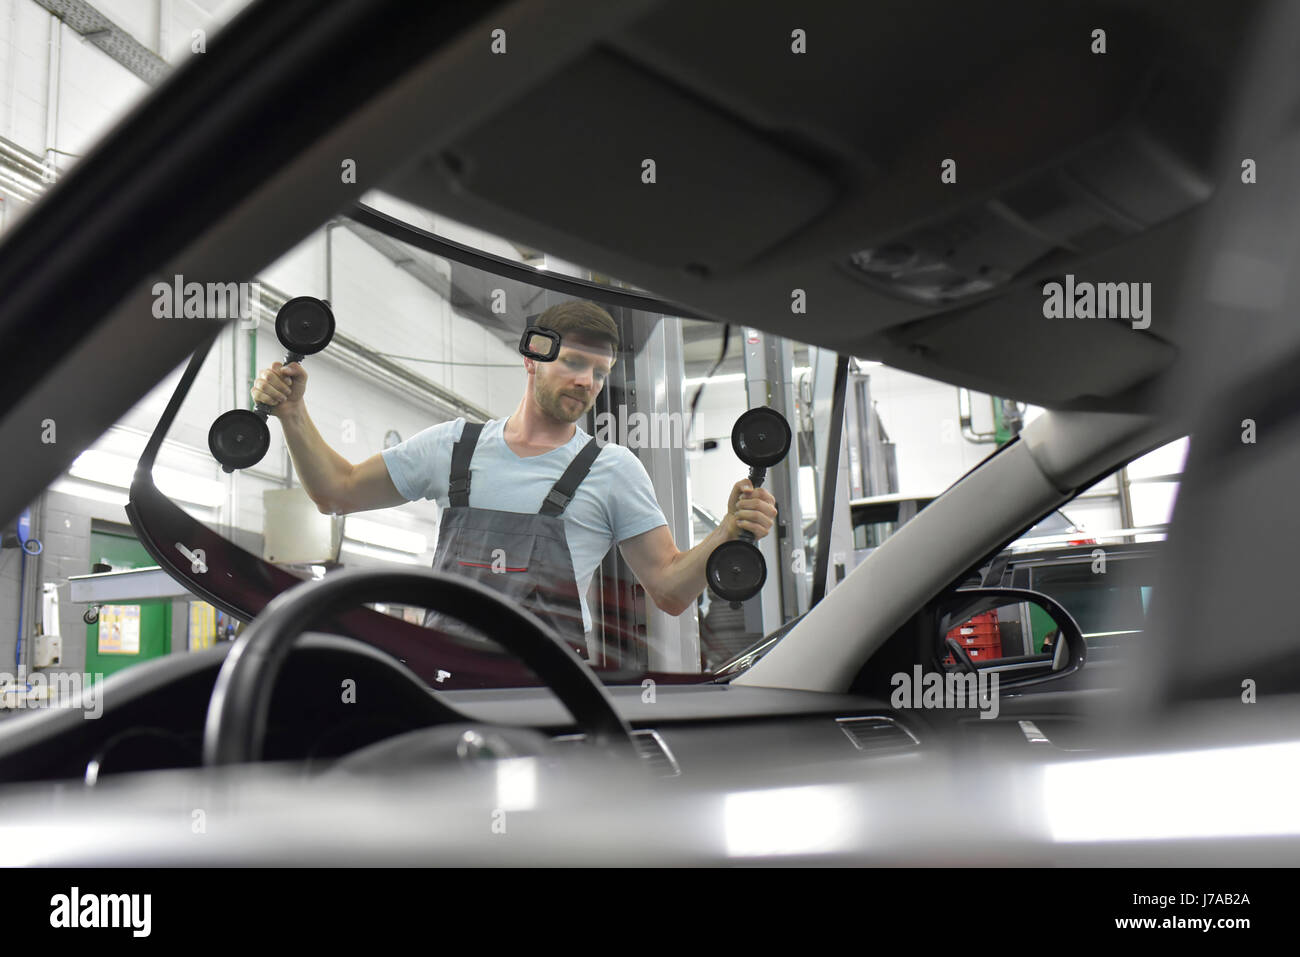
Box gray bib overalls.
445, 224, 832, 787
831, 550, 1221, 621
423, 422, 603, 658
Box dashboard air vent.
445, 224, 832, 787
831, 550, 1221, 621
552, 729, 681, 777
836, 716, 919, 754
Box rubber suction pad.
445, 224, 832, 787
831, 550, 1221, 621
275, 297, 335, 355
706, 539, 767, 603
208, 409, 271, 472
732, 407, 791, 469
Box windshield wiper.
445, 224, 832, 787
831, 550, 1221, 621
711, 615, 806, 682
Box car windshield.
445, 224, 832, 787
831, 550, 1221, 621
0, 0, 1197, 699
4, 169, 1189, 694
48, 187, 1066, 691
143, 192, 835, 682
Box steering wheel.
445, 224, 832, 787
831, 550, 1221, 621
945, 637, 977, 674
202, 567, 639, 766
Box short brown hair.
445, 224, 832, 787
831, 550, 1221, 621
535, 300, 619, 356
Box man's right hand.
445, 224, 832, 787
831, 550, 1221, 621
251, 361, 307, 417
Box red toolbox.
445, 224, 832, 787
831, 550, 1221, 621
946, 610, 1002, 659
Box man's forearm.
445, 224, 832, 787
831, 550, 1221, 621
655, 523, 738, 615
276, 405, 354, 513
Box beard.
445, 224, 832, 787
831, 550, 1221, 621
536, 378, 594, 423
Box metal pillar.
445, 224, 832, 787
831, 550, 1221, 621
1116, 465, 1136, 544
809, 348, 855, 600
741, 328, 806, 632
632, 315, 699, 672
855, 375, 897, 497
842, 367, 866, 500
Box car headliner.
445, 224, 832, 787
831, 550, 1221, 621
0, 0, 1274, 528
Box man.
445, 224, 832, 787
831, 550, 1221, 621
251, 299, 777, 657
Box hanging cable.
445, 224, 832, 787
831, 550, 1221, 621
372, 352, 521, 368
685, 325, 731, 451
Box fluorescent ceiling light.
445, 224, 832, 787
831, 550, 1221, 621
69, 450, 225, 507
682, 372, 746, 389
340, 542, 423, 565
154, 469, 226, 508
70, 450, 134, 488
343, 517, 428, 555
49, 478, 128, 509
682, 366, 813, 391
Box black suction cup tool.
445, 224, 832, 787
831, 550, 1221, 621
732, 406, 792, 469
275, 296, 335, 355
208, 409, 272, 472
208, 297, 336, 473
705, 406, 792, 606
707, 538, 769, 603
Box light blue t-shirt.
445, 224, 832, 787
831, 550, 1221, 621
381, 417, 668, 631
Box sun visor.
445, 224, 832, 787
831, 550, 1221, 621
880, 301, 1176, 407
398, 49, 837, 277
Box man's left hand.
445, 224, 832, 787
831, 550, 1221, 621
725, 479, 777, 540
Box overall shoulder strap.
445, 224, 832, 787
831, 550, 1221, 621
447, 421, 485, 506
539, 437, 603, 516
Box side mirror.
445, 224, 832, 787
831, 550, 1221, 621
935, 587, 1086, 689
519, 326, 561, 361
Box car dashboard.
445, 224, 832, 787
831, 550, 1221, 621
4, 633, 1299, 866
0, 633, 924, 789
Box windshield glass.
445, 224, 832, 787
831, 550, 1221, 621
24, 192, 1088, 693
181, 192, 1052, 685
134, 191, 840, 685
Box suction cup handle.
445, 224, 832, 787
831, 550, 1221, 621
254, 349, 307, 417
737, 466, 769, 543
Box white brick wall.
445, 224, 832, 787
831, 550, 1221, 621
0, 0, 56, 155
0, 0, 253, 178
55, 20, 149, 158
0, 0, 536, 559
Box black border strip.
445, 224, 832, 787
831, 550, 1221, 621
345, 202, 711, 320
809, 354, 849, 607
